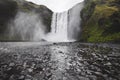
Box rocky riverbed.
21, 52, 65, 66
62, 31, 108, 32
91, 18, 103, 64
0, 42, 120, 80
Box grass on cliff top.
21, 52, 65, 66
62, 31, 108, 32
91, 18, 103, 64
82, 1, 120, 43
93, 5, 118, 18
88, 32, 120, 42
93, 0, 115, 4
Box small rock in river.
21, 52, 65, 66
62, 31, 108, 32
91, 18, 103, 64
104, 62, 111, 66
94, 72, 103, 76
53, 43, 57, 45
18, 75, 25, 80
79, 49, 85, 53
27, 68, 33, 72
59, 51, 63, 54
9, 62, 15, 67
25, 79, 31, 80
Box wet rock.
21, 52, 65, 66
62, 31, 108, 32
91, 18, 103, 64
9, 62, 15, 67
59, 51, 64, 54
27, 68, 33, 73
34, 67, 43, 72
18, 75, 25, 80
53, 43, 57, 45
94, 72, 103, 76
104, 62, 112, 66
0, 42, 120, 80
25, 79, 31, 80
25, 75, 32, 80
79, 49, 85, 53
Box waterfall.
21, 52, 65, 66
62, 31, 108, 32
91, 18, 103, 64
44, 2, 84, 42
7, 1, 84, 42
51, 11, 69, 41
51, 12, 68, 35
44, 11, 71, 42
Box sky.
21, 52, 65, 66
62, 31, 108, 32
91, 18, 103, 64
26, 0, 84, 12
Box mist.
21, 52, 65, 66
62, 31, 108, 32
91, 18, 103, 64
6, 1, 84, 42
68, 2, 84, 40
8, 12, 46, 41
43, 2, 84, 42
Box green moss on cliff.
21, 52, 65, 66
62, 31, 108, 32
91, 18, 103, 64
81, 0, 120, 43
94, 5, 118, 18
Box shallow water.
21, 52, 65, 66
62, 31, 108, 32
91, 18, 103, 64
0, 42, 120, 80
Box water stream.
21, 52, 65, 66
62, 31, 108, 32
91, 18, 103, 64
44, 11, 70, 42
44, 2, 84, 42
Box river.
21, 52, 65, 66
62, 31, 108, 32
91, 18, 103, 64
0, 42, 120, 80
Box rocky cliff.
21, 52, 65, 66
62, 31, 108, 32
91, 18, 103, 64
0, 0, 17, 36
0, 0, 52, 41
81, 0, 120, 43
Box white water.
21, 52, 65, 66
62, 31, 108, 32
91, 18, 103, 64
8, 12, 46, 41
68, 2, 84, 40
44, 11, 73, 42
8, 1, 84, 42
44, 2, 84, 42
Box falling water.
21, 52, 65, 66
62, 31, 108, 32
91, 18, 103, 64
44, 2, 84, 42
51, 12, 68, 37
44, 11, 71, 42
7, 2, 84, 42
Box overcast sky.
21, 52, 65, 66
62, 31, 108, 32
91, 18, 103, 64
26, 0, 84, 12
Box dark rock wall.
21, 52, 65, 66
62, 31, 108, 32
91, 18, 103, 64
0, 0, 17, 35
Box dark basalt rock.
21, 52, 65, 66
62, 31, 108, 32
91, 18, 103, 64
0, 0, 17, 34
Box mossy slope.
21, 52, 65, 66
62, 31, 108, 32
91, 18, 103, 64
81, 0, 120, 43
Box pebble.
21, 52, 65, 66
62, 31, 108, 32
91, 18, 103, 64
94, 72, 103, 76
25, 79, 31, 80
59, 51, 63, 54
9, 63, 15, 67
19, 75, 25, 79
0, 43, 119, 80
28, 68, 33, 72
105, 62, 111, 66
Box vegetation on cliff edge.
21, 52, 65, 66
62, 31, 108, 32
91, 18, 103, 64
81, 0, 120, 43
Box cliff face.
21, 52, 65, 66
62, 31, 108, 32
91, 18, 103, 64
0, 0, 52, 41
81, 0, 120, 43
0, 0, 17, 35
